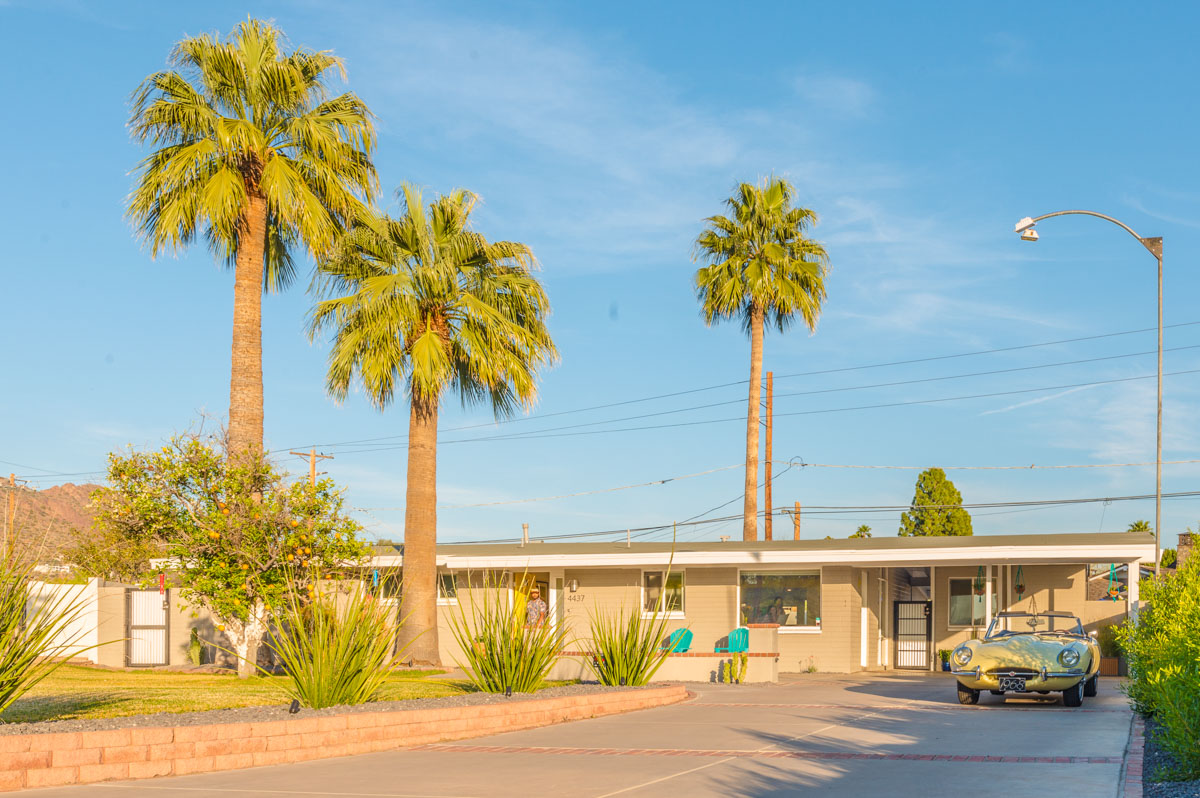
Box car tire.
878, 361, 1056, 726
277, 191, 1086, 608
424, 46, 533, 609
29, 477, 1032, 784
1062, 679, 1085, 707
957, 683, 980, 705
1084, 673, 1099, 697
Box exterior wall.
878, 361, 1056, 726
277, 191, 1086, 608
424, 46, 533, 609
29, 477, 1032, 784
94, 586, 127, 668
775, 566, 860, 674
673, 567, 738, 653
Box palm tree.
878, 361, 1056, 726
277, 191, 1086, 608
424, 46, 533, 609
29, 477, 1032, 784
1127, 519, 1152, 533
309, 186, 557, 664
694, 177, 829, 541
128, 18, 377, 456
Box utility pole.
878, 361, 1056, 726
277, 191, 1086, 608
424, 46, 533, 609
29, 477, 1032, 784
5, 474, 15, 560
289, 449, 333, 487
522, 522, 529, 547
764, 372, 773, 541
793, 501, 801, 541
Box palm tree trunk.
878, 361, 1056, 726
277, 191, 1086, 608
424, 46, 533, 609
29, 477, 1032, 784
743, 304, 764, 541
228, 194, 267, 456
397, 394, 441, 666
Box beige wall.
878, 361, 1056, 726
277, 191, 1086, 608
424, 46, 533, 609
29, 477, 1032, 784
775, 566, 861, 673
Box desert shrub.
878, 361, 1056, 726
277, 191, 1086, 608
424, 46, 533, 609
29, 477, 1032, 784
446, 575, 566, 694
587, 604, 677, 687
1116, 554, 1200, 778
0, 555, 98, 717
265, 577, 409, 709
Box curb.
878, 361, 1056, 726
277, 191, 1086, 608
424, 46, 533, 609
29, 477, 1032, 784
1122, 714, 1145, 798
0, 685, 688, 791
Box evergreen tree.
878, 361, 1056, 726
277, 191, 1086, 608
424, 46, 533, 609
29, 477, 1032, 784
898, 468, 973, 536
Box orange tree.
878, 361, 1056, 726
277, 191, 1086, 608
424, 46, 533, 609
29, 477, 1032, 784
92, 434, 366, 677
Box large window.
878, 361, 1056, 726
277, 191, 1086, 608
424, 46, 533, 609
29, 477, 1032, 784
643, 571, 684, 615
739, 572, 821, 628
948, 578, 999, 627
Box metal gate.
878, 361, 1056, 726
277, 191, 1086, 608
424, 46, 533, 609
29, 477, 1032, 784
893, 600, 931, 670
126, 589, 169, 666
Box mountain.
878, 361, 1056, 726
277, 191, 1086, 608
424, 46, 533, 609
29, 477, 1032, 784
3, 482, 102, 559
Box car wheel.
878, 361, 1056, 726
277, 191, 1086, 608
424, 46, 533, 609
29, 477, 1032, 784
1062, 679, 1085, 707
957, 683, 980, 705
1084, 673, 1099, 697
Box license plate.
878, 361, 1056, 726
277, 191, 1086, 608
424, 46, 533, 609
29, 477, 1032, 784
998, 677, 1026, 692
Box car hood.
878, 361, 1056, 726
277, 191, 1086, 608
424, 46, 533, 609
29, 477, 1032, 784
964, 634, 1084, 669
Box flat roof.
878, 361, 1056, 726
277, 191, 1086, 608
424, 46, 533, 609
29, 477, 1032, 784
368, 531, 1156, 567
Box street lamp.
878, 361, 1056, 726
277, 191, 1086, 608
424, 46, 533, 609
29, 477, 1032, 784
1014, 210, 1164, 576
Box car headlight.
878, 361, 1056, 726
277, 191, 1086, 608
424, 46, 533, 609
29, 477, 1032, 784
1058, 648, 1081, 667
952, 646, 973, 666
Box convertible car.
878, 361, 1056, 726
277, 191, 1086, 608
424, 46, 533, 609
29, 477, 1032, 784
950, 610, 1101, 707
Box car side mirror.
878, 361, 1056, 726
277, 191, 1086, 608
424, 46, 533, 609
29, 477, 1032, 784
1088, 631, 1097, 638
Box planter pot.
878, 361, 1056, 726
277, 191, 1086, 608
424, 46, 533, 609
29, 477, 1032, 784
941, 661, 951, 672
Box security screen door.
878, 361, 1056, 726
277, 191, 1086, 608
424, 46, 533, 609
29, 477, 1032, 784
126, 589, 169, 666
893, 600, 932, 670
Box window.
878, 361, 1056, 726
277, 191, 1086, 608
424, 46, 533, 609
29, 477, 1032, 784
948, 578, 999, 627
368, 569, 403, 601
643, 571, 684, 615
437, 573, 458, 604
739, 572, 821, 628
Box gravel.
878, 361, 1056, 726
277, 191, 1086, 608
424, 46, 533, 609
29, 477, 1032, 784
0, 682, 654, 737
1143, 717, 1200, 798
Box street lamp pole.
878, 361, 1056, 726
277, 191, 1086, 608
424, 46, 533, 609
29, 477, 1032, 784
1014, 211, 1164, 577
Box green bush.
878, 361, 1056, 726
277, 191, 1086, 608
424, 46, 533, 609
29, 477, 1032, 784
586, 604, 677, 687
1116, 554, 1200, 778
446, 575, 567, 694
0, 555, 99, 717
1095, 625, 1122, 658
264, 578, 410, 709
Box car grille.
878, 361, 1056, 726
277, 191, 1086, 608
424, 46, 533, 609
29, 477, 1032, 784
986, 667, 1039, 676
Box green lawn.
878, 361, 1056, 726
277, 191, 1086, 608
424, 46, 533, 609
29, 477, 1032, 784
3, 666, 474, 724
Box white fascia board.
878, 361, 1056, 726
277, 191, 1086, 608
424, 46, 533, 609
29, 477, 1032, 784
367, 544, 1155, 570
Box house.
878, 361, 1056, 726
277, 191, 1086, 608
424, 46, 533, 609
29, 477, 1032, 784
371, 531, 1155, 680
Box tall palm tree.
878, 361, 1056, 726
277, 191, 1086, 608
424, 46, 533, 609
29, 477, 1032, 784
1127, 519, 1153, 533
128, 18, 377, 456
694, 177, 829, 541
309, 186, 558, 664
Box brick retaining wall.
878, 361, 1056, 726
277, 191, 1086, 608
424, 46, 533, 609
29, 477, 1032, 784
0, 685, 688, 791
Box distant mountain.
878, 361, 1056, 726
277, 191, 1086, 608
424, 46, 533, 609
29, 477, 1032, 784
3, 482, 102, 559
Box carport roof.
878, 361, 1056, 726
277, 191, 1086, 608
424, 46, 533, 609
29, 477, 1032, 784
369, 531, 1155, 567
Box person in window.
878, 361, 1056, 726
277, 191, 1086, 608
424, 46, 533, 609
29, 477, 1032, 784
526, 588, 548, 626
766, 597, 786, 625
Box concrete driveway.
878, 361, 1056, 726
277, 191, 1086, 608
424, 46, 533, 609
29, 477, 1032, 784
27, 673, 1136, 797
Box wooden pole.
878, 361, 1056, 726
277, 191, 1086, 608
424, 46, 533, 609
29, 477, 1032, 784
764, 372, 773, 541
5, 474, 14, 560
290, 450, 333, 487
793, 501, 801, 540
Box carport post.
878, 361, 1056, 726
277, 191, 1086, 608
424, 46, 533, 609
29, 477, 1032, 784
984, 565, 993, 630
1127, 560, 1141, 620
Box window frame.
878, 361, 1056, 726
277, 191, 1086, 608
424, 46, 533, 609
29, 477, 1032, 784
737, 568, 823, 634
436, 572, 459, 606
640, 569, 686, 619
946, 577, 999, 628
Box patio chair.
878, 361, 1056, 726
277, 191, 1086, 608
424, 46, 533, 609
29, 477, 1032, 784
662, 628, 693, 653
714, 627, 749, 654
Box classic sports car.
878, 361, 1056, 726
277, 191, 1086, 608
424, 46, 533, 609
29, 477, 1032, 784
950, 611, 1101, 707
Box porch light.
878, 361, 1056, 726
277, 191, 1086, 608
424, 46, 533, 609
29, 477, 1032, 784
567, 578, 579, 593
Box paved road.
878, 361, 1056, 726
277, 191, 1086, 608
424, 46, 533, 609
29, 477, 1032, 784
29, 673, 1135, 797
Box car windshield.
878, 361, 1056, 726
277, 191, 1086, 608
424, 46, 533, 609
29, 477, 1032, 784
984, 613, 1084, 639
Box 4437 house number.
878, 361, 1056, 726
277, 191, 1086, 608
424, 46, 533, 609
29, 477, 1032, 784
566, 594, 587, 603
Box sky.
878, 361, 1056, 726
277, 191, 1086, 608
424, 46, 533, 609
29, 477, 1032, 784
2, 1, 1199, 546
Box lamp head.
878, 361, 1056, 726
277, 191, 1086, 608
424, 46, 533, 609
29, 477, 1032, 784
1020, 227, 1039, 242
1014, 216, 1036, 233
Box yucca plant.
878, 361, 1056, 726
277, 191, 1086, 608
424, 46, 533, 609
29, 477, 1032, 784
446, 574, 567, 694
0, 555, 99, 718
264, 575, 410, 709
586, 604, 678, 687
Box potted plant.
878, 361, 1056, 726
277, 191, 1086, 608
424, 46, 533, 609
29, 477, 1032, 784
937, 649, 952, 671
1095, 625, 1124, 676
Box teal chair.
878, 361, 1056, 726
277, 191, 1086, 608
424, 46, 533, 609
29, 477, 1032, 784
662, 628, 693, 653
714, 627, 749, 654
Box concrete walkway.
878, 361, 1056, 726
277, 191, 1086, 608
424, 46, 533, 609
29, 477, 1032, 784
27, 673, 1136, 797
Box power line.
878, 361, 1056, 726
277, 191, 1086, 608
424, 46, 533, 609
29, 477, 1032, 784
282, 319, 1200, 452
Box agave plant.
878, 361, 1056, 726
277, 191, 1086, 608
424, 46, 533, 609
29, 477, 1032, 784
446, 573, 567, 694
0, 555, 99, 717
264, 574, 410, 709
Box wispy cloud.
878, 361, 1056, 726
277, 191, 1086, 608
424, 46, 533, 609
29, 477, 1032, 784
793, 73, 876, 117
981, 384, 1097, 416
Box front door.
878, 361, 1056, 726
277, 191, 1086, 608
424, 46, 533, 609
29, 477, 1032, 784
893, 600, 931, 670
126, 589, 169, 666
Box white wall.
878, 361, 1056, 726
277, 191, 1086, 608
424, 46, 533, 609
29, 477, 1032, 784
25, 578, 100, 662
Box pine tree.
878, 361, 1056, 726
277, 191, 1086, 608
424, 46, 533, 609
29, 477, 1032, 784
898, 468, 973, 536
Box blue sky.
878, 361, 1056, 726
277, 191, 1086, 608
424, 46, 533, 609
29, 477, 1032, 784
2, 1, 1199, 545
